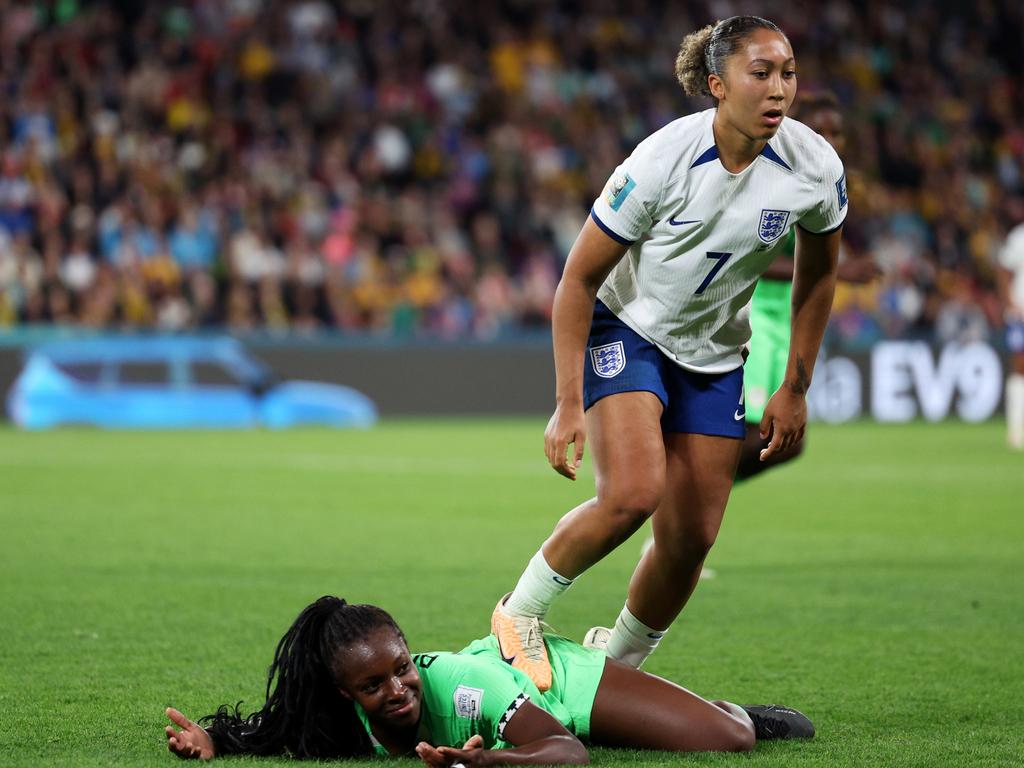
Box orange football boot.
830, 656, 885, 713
490, 594, 552, 692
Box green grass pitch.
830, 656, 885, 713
1, 420, 1022, 767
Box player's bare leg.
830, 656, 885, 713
590, 659, 754, 751
589, 658, 754, 751
589, 659, 814, 750
541, 391, 667, 577
735, 422, 804, 479
606, 432, 742, 663
495, 391, 665, 689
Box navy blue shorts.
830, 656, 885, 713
583, 301, 746, 438
1008, 319, 1024, 354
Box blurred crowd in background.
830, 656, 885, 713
0, 0, 1021, 347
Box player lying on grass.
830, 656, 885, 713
164, 596, 813, 763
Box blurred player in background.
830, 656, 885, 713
736, 91, 880, 478
491, 15, 846, 689
997, 203, 1024, 450
164, 596, 813, 762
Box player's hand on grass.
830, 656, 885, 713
545, 403, 586, 480
165, 707, 215, 760
759, 389, 807, 461
416, 735, 485, 767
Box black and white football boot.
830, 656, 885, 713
740, 705, 815, 740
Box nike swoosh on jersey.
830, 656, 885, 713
734, 410, 746, 420
668, 216, 701, 226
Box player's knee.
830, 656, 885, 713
618, 489, 662, 523
705, 703, 756, 752
659, 522, 719, 565
600, 484, 662, 533
727, 721, 756, 752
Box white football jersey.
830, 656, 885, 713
999, 223, 1024, 309
591, 108, 847, 373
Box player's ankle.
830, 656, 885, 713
605, 605, 666, 667
504, 549, 574, 618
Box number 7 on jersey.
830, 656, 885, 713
694, 251, 733, 295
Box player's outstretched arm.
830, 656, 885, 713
165, 707, 216, 760
760, 225, 841, 461
545, 217, 629, 480
416, 703, 588, 767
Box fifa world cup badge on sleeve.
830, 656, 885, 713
758, 209, 790, 244
454, 685, 484, 720
591, 341, 626, 378
605, 173, 636, 212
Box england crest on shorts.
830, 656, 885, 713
591, 341, 626, 378
757, 209, 790, 244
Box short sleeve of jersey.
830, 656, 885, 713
1000, 224, 1024, 271
590, 144, 666, 245
797, 148, 848, 235
458, 663, 530, 744
419, 653, 531, 747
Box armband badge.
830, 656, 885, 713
605, 172, 636, 211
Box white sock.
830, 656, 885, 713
605, 604, 666, 668
1008, 374, 1024, 449
504, 549, 574, 619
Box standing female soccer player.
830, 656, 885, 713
492, 15, 847, 688
164, 596, 812, 762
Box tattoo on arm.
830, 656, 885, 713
788, 356, 811, 395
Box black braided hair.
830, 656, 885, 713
199, 596, 405, 759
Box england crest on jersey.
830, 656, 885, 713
591, 341, 626, 378
757, 209, 791, 244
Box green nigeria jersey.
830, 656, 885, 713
746, 228, 795, 422
750, 226, 795, 322
354, 634, 604, 756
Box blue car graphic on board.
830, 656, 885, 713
6, 337, 377, 430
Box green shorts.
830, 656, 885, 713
464, 633, 607, 740
745, 279, 792, 423
541, 633, 606, 740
